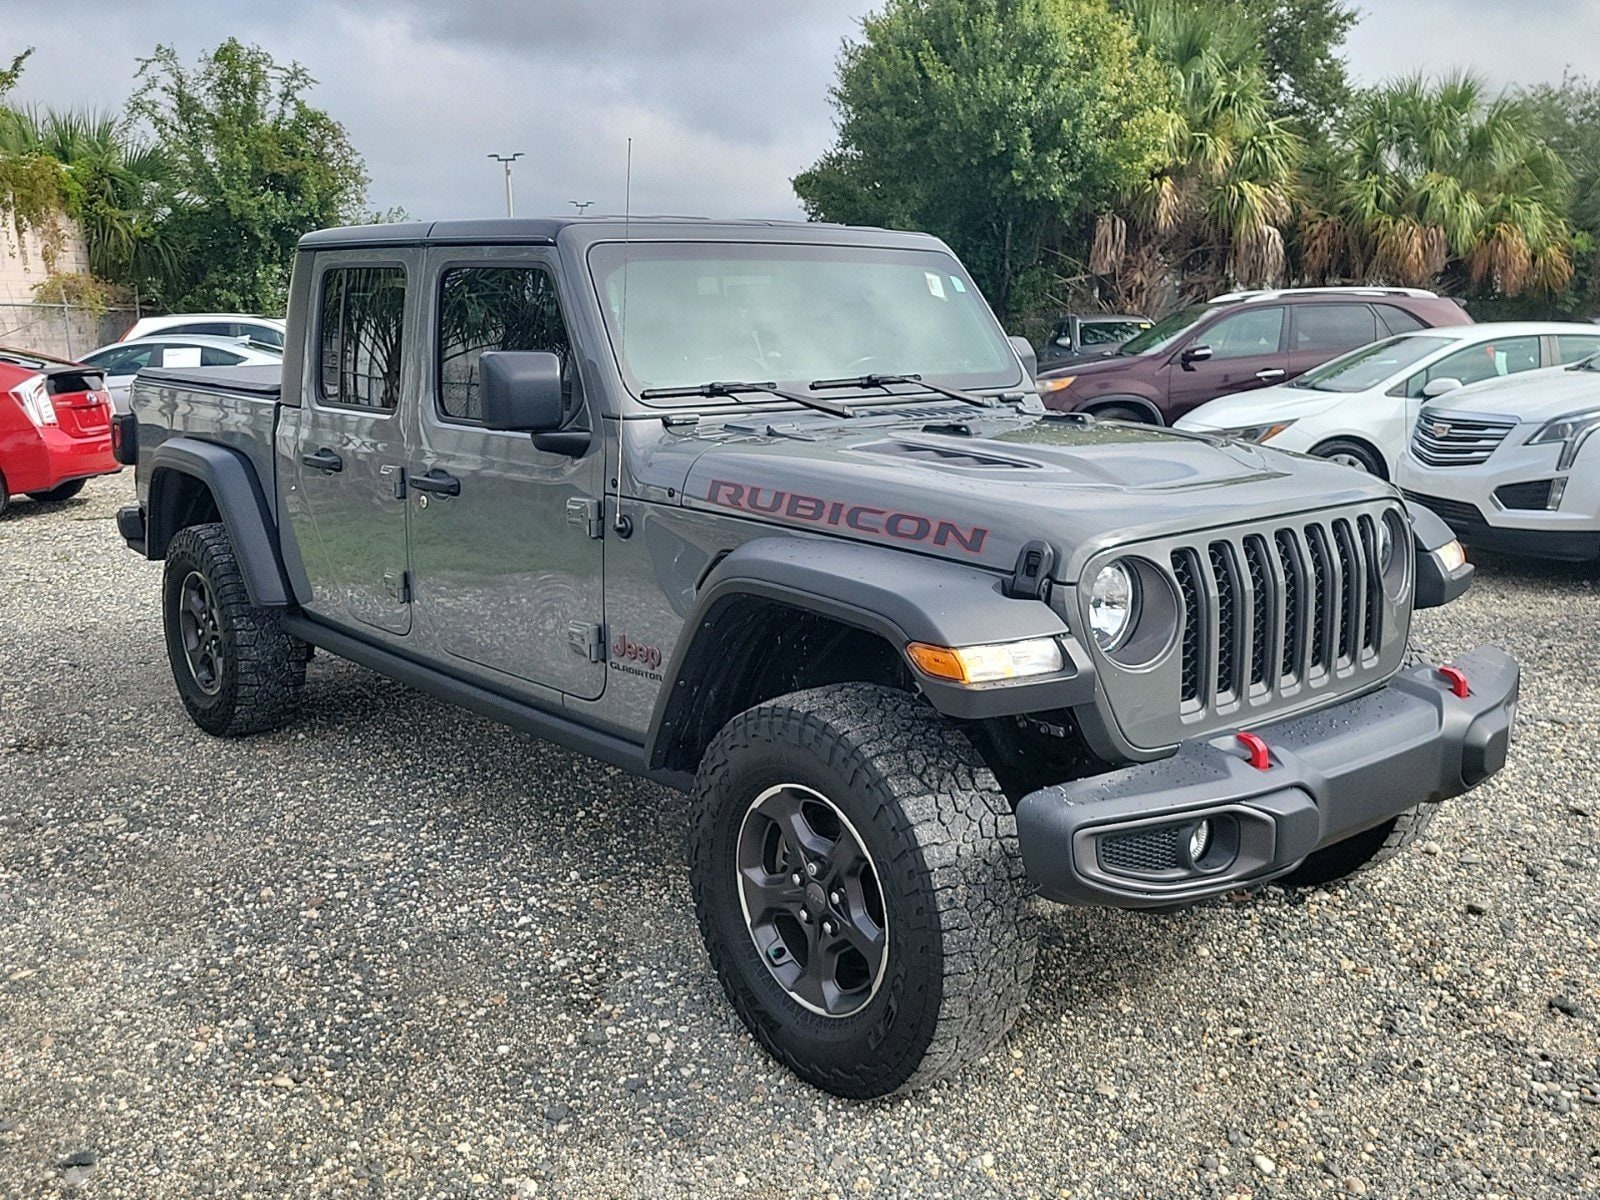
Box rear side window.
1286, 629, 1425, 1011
1201, 306, 1284, 359
1375, 304, 1427, 336
1556, 334, 1600, 364
171, 322, 234, 337
318, 266, 407, 410
199, 346, 245, 366
1293, 303, 1377, 351
437, 266, 571, 422
251, 325, 285, 349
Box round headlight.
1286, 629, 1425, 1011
1089, 562, 1138, 650
1378, 517, 1396, 573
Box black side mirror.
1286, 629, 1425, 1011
1181, 344, 1214, 366
480, 350, 589, 454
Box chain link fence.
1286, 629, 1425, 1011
0, 302, 139, 361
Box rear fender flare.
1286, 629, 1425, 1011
644, 537, 1095, 770
146, 437, 291, 607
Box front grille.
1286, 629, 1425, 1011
1494, 479, 1555, 510
1099, 825, 1182, 876
1173, 516, 1386, 713
1411, 413, 1516, 466
1402, 490, 1487, 529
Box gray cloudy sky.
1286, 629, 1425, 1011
5, 1, 1595, 222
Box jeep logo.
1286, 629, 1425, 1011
611, 632, 663, 671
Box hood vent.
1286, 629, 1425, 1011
856, 439, 1038, 470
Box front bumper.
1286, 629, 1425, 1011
1016, 645, 1518, 907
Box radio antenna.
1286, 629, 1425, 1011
615, 136, 634, 535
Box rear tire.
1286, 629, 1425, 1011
690, 683, 1036, 1098
0, 469, 10, 516
162, 523, 306, 736
27, 478, 86, 502
1311, 438, 1386, 478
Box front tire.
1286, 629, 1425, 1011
162, 523, 306, 736
1311, 438, 1386, 477
690, 684, 1035, 1098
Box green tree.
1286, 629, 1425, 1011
1301, 73, 1574, 298
1517, 71, 1600, 311
1094, 0, 1303, 308
130, 39, 370, 312
0, 47, 75, 268
793, 0, 1170, 320
1228, 0, 1357, 134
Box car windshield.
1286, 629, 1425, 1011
1289, 334, 1452, 392
1079, 319, 1147, 346
1115, 306, 1208, 356
587, 242, 1021, 402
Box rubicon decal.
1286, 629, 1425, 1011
705, 479, 989, 554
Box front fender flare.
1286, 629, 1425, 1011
147, 437, 291, 607
645, 537, 1096, 769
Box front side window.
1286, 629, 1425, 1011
1556, 334, 1600, 364
1200, 307, 1285, 360
251, 325, 286, 349
587, 241, 1018, 402
438, 266, 571, 421
1402, 335, 1542, 397
1118, 306, 1207, 356
1294, 335, 1448, 393
318, 266, 407, 410
86, 344, 158, 373
1293, 303, 1377, 351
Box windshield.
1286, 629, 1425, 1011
588, 242, 1021, 402
1289, 334, 1451, 392
1116, 306, 1208, 356
1079, 319, 1148, 346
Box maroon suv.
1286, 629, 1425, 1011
1036, 287, 1472, 424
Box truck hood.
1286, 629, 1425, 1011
1173, 384, 1340, 430
652, 406, 1397, 581
1424, 364, 1600, 424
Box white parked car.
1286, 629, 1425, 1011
118, 313, 286, 350
1173, 323, 1600, 477
1397, 353, 1600, 562
79, 335, 283, 413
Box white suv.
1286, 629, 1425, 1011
1396, 354, 1600, 562
119, 314, 286, 350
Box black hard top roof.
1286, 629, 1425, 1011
298, 216, 942, 253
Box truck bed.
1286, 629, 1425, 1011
137, 364, 283, 399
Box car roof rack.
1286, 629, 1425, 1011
1210, 286, 1440, 304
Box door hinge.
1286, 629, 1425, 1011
567, 621, 605, 663
381, 463, 406, 499
566, 497, 604, 539
384, 569, 412, 603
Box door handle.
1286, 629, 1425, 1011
301, 448, 343, 472
1254, 369, 1286, 382
410, 468, 461, 497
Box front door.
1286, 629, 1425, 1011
285, 258, 413, 635
404, 252, 606, 699
1165, 304, 1289, 420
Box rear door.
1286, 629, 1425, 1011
1165, 305, 1288, 418
283, 254, 414, 636
1287, 303, 1380, 377
403, 249, 607, 699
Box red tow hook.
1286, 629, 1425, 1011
1438, 665, 1471, 698
1236, 731, 1272, 770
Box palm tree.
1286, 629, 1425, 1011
0, 106, 183, 301
1301, 73, 1573, 296
1093, 0, 1303, 308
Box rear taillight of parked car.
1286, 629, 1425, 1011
10, 374, 58, 426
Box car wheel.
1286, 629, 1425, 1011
1091, 403, 1155, 424
690, 683, 1036, 1098
162, 522, 306, 736
1311, 438, 1386, 478
0, 469, 10, 517
27, 479, 87, 502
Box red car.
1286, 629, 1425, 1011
0, 347, 118, 515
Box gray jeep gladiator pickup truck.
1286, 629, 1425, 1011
112, 217, 1518, 1099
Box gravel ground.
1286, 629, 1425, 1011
1, 473, 1596, 1199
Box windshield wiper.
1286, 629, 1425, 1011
809, 373, 997, 408
639, 380, 853, 418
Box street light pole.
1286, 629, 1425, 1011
487, 152, 524, 217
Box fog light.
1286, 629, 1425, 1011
1187, 820, 1212, 864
